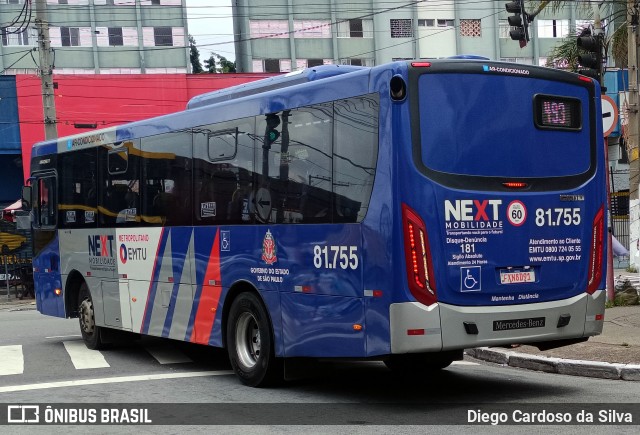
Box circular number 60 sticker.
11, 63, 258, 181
507, 200, 527, 226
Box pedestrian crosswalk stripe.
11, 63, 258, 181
145, 345, 193, 364
0, 371, 234, 394
0, 345, 24, 376
63, 340, 110, 370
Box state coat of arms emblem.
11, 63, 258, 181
261, 229, 277, 265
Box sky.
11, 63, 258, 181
185, 0, 236, 63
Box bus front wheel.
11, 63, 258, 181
78, 283, 104, 350
226, 292, 282, 387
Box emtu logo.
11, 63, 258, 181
445, 200, 502, 221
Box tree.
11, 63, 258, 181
217, 54, 236, 73
204, 55, 217, 73
534, 1, 627, 69
188, 35, 203, 74
203, 53, 237, 74
544, 26, 590, 72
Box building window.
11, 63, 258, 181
1, 27, 37, 46
340, 58, 374, 67
418, 19, 435, 27
108, 27, 123, 46
499, 57, 534, 65
459, 19, 481, 37
293, 20, 331, 38
154, 27, 173, 46
437, 19, 454, 28
337, 19, 373, 38
390, 19, 413, 38
499, 19, 510, 38
249, 20, 289, 38
61, 27, 80, 47
264, 59, 280, 73
537, 20, 569, 38
307, 59, 324, 67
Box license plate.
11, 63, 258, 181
493, 317, 545, 331
499, 269, 535, 284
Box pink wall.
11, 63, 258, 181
16, 73, 274, 181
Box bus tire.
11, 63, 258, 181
78, 283, 104, 350
384, 353, 455, 372
226, 292, 282, 387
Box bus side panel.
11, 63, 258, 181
33, 231, 64, 317
360, 81, 395, 356
281, 293, 365, 357
59, 229, 118, 326
215, 225, 365, 357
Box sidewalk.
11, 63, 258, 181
466, 304, 640, 381
0, 293, 36, 311
467, 271, 640, 381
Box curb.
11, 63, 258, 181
465, 347, 640, 381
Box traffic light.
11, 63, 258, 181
264, 114, 280, 148
505, 0, 530, 47
577, 31, 603, 83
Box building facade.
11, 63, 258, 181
0, 0, 190, 75
233, 0, 615, 72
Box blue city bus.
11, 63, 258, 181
23, 59, 607, 386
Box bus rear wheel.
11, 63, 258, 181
226, 292, 282, 387
78, 283, 104, 350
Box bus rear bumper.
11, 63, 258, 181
389, 290, 605, 353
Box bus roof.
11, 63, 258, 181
186, 64, 366, 110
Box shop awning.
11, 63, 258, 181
2, 199, 22, 222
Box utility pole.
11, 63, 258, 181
34, 0, 58, 140
628, 0, 640, 270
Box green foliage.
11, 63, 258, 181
545, 35, 581, 71
203, 53, 237, 74
536, 1, 628, 69
188, 35, 204, 74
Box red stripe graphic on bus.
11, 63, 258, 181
190, 229, 222, 345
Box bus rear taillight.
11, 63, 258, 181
586, 205, 604, 294
402, 204, 437, 305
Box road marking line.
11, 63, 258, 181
63, 341, 110, 370
45, 335, 82, 339
145, 346, 193, 364
0, 371, 234, 393
0, 345, 24, 376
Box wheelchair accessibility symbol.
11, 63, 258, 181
221, 230, 231, 252
460, 266, 481, 292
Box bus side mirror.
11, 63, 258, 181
21, 185, 32, 211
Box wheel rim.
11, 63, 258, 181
235, 312, 261, 369
79, 298, 95, 334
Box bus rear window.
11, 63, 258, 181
418, 74, 592, 178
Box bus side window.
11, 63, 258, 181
193, 117, 254, 225
256, 104, 332, 224
38, 176, 56, 227
100, 144, 141, 227
333, 95, 379, 223
59, 149, 97, 228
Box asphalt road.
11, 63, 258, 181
1, 309, 639, 434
